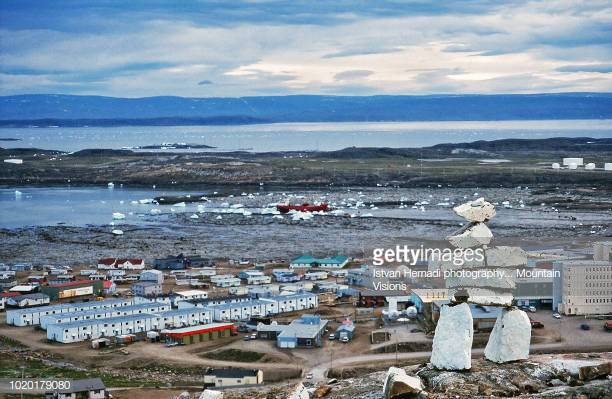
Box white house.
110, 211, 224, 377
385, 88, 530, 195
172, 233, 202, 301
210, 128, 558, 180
246, 275, 272, 285
212, 277, 241, 288
155, 308, 211, 328
304, 271, 328, 281
6, 293, 50, 308
140, 269, 164, 284
47, 314, 161, 343
116, 259, 146, 270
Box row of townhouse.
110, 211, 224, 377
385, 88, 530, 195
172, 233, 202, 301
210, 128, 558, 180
39, 302, 171, 329
46, 308, 213, 343
180, 292, 319, 322
6, 297, 158, 326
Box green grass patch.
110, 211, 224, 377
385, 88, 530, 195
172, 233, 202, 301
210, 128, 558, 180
200, 349, 265, 362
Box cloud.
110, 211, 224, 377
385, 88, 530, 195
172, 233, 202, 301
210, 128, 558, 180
556, 64, 612, 73
334, 70, 373, 81
0, 0, 611, 96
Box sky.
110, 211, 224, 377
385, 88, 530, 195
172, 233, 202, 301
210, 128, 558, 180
1, 0, 611, 97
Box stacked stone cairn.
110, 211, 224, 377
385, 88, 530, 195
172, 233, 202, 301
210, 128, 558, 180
429, 197, 532, 370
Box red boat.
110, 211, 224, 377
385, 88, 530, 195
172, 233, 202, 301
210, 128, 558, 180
276, 203, 329, 214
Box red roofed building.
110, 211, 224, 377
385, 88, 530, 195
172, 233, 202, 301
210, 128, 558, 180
116, 258, 145, 270
41, 279, 104, 300
97, 258, 117, 269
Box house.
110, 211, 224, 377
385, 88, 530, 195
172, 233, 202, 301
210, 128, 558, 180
116, 258, 145, 270
203, 368, 263, 388
410, 289, 449, 314
40, 302, 171, 330
6, 293, 50, 308
9, 284, 39, 294
162, 323, 235, 345
155, 308, 211, 328
41, 280, 104, 300
290, 255, 349, 269
44, 377, 106, 399
209, 299, 278, 321
154, 254, 214, 270
178, 295, 250, 309
358, 289, 409, 308
335, 319, 356, 340
246, 275, 272, 285
276, 314, 328, 348
0, 276, 17, 290
132, 281, 162, 297
6, 297, 138, 326
304, 271, 328, 281
237, 270, 264, 279
140, 269, 164, 284
102, 280, 116, 295
47, 314, 162, 343
329, 269, 349, 278
272, 270, 302, 283
97, 258, 118, 269
212, 277, 241, 288
172, 289, 209, 306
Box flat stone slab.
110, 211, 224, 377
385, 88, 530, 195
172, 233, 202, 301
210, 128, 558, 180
431, 303, 473, 370
486, 246, 527, 267
445, 270, 516, 290
448, 222, 493, 249
449, 287, 514, 306
453, 197, 496, 222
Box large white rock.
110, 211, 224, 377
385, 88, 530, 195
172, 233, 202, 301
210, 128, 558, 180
448, 222, 493, 248
431, 303, 473, 370
288, 383, 310, 399
486, 246, 527, 267
449, 287, 514, 306
484, 308, 531, 363
453, 197, 496, 222
383, 367, 424, 399
199, 389, 223, 399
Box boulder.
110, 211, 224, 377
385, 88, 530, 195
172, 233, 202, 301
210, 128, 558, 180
453, 197, 496, 222
447, 222, 493, 249
199, 390, 223, 399
288, 383, 310, 399
485, 308, 531, 363
449, 287, 514, 306
579, 362, 611, 381
383, 367, 424, 399
313, 385, 332, 398
486, 246, 527, 267
430, 303, 473, 370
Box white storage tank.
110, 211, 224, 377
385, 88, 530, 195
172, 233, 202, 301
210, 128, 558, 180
584, 163, 596, 170
551, 163, 560, 169
605, 163, 612, 171
563, 157, 583, 166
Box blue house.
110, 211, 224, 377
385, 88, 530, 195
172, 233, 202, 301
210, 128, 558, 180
275, 314, 328, 348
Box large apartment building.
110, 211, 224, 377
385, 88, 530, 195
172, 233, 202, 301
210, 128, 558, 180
553, 260, 612, 315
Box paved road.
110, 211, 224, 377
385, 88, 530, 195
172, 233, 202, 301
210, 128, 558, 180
307, 343, 566, 382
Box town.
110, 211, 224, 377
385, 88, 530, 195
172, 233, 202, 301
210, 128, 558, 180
1, 241, 611, 398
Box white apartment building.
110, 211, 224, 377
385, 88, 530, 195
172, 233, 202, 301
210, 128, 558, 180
553, 260, 612, 315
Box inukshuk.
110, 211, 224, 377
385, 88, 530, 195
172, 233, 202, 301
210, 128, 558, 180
429, 198, 531, 370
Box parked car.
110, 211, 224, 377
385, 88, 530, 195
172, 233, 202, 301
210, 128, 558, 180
250, 333, 257, 340
580, 324, 591, 331
552, 313, 561, 319
340, 336, 349, 343
528, 306, 537, 313
530, 321, 544, 329
243, 336, 251, 341
328, 334, 335, 340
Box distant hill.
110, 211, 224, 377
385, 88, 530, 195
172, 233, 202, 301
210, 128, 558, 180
1, 93, 611, 126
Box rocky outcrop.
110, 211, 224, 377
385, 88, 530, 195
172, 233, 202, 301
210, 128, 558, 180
484, 308, 531, 363
199, 390, 223, 399
453, 197, 496, 222
449, 287, 514, 306
430, 303, 473, 370
579, 362, 611, 381
382, 367, 424, 399
313, 385, 332, 398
